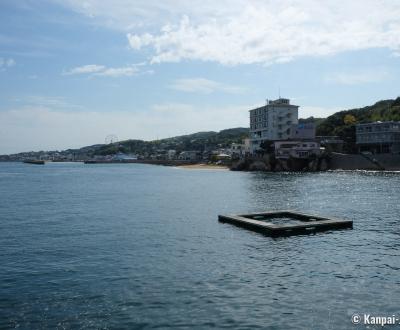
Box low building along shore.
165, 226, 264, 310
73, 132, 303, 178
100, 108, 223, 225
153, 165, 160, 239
356, 121, 400, 154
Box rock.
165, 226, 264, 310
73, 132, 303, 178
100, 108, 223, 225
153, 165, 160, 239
249, 161, 268, 171
281, 160, 291, 171
230, 159, 247, 171
319, 158, 328, 171
308, 160, 317, 171
274, 162, 283, 171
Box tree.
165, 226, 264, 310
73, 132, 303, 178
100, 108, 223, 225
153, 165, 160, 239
343, 114, 357, 125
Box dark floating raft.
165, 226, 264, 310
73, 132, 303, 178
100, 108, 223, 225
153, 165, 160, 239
23, 160, 45, 165
218, 210, 353, 237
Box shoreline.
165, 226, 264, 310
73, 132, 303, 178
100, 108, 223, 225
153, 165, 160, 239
176, 164, 229, 170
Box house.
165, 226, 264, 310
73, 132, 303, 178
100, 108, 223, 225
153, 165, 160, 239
316, 136, 344, 152
167, 150, 176, 160
229, 139, 251, 158
274, 141, 321, 159
178, 151, 201, 161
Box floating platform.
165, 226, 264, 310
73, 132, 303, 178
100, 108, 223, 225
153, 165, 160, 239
218, 210, 352, 237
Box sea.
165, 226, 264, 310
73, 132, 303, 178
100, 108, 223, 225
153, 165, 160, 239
1, 162, 400, 329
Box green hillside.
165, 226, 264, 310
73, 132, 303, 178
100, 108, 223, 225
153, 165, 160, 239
313, 97, 400, 152
317, 97, 400, 136
93, 127, 249, 156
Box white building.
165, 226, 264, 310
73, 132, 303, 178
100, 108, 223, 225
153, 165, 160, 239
229, 139, 251, 158
274, 141, 321, 159
167, 150, 176, 160
249, 98, 299, 153
178, 151, 200, 161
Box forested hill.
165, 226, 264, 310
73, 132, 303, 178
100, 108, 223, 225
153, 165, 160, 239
316, 97, 400, 136
93, 127, 249, 155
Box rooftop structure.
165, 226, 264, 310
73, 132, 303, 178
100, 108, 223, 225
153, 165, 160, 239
290, 123, 316, 140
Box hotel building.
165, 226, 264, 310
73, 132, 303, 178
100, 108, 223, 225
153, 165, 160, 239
249, 98, 299, 152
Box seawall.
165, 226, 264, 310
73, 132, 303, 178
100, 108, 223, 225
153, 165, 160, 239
329, 153, 400, 171
231, 153, 400, 172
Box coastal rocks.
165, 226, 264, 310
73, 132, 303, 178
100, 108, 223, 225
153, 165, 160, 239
307, 159, 318, 171
274, 162, 283, 171
319, 158, 329, 171
249, 161, 268, 171
230, 159, 250, 171
230, 154, 331, 172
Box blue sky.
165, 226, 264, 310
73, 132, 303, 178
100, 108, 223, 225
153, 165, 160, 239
1, 0, 400, 153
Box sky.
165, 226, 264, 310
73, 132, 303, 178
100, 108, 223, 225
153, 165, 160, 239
0, 0, 400, 154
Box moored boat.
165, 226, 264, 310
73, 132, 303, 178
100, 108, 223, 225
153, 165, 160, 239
23, 160, 45, 165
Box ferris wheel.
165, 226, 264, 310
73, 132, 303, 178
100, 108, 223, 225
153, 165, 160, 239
105, 134, 118, 145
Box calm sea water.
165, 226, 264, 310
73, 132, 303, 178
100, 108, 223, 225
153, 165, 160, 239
1, 162, 400, 329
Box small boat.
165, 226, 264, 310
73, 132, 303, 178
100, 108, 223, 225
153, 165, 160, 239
23, 160, 45, 165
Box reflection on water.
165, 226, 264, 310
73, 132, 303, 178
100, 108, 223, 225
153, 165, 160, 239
1, 162, 400, 329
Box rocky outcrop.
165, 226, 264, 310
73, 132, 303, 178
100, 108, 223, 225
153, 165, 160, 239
231, 152, 400, 172
231, 154, 331, 172
248, 161, 269, 171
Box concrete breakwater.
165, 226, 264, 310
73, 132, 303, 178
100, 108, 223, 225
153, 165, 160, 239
231, 154, 329, 172
231, 153, 400, 172
329, 153, 400, 171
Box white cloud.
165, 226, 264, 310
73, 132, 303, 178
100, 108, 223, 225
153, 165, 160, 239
64, 64, 105, 75
6, 58, 15, 66
125, 1, 400, 65
0, 57, 16, 70
58, 0, 243, 30
63, 64, 141, 77
56, 0, 400, 66
128, 33, 154, 50
19, 95, 84, 109
170, 78, 246, 94
325, 69, 390, 85
97, 66, 138, 77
